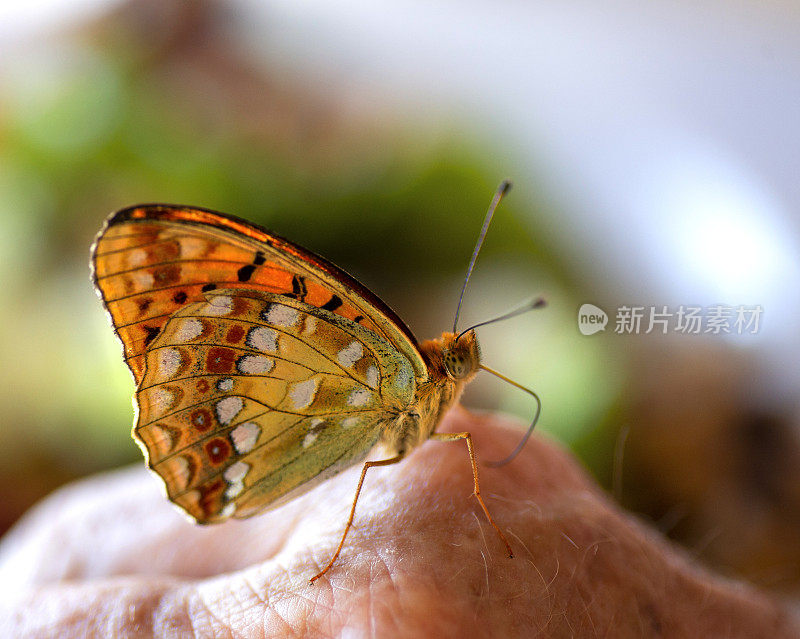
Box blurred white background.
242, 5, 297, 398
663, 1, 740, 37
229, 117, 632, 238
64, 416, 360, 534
232, 0, 800, 388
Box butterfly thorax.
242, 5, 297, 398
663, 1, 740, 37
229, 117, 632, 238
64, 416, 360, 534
380, 331, 480, 457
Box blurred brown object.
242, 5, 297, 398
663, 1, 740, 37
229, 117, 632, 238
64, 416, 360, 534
82, 0, 403, 174
0, 448, 75, 537
620, 337, 800, 594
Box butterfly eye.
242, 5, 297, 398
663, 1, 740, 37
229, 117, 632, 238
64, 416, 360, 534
444, 351, 469, 379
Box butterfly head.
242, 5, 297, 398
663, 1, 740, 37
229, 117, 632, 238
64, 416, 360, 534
441, 330, 480, 381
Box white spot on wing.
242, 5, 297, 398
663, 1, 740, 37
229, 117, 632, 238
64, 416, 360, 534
337, 341, 363, 368
290, 378, 318, 409
342, 416, 360, 429
173, 318, 203, 342
150, 423, 174, 451
220, 503, 236, 518
366, 365, 379, 388
173, 456, 191, 489
132, 271, 154, 289
225, 482, 244, 499
158, 348, 182, 378
237, 355, 274, 375
179, 237, 208, 259
263, 304, 299, 327
303, 316, 317, 335
246, 326, 278, 352
217, 377, 234, 392
215, 397, 243, 425
394, 366, 412, 392
224, 461, 250, 483
231, 422, 260, 453
347, 388, 371, 407
150, 387, 176, 413
204, 295, 233, 316
128, 249, 147, 267
302, 418, 326, 448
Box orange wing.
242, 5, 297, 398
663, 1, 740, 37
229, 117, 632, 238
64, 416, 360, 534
92, 205, 425, 385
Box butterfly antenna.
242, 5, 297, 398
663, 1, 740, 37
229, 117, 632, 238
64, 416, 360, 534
480, 365, 542, 467
453, 180, 513, 333
456, 297, 546, 342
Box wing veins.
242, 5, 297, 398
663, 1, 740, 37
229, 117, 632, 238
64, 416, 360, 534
235, 442, 360, 512
94, 227, 241, 256
139, 341, 321, 376
164, 414, 309, 499
101, 258, 390, 344
139, 313, 383, 386
138, 392, 380, 430
149, 406, 294, 465
136, 372, 296, 394
95, 257, 274, 281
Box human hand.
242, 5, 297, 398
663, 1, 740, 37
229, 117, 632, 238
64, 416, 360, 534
0, 407, 796, 637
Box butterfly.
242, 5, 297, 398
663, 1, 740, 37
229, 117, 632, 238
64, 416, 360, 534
91, 181, 542, 583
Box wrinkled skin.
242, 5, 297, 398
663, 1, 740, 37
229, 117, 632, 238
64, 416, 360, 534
0, 408, 797, 638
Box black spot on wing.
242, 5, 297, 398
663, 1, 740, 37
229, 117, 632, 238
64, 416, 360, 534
292, 275, 307, 301
237, 264, 256, 282
173, 291, 188, 304
143, 325, 160, 346
253, 251, 266, 265
321, 294, 343, 312
201, 283, 217, 292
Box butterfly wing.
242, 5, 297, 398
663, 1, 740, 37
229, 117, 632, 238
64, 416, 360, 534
135, 290, 417, 523
91, 204, 426, 385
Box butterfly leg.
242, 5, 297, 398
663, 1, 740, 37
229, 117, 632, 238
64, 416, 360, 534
309, 453, 405, 585
430, 431, 514, 558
